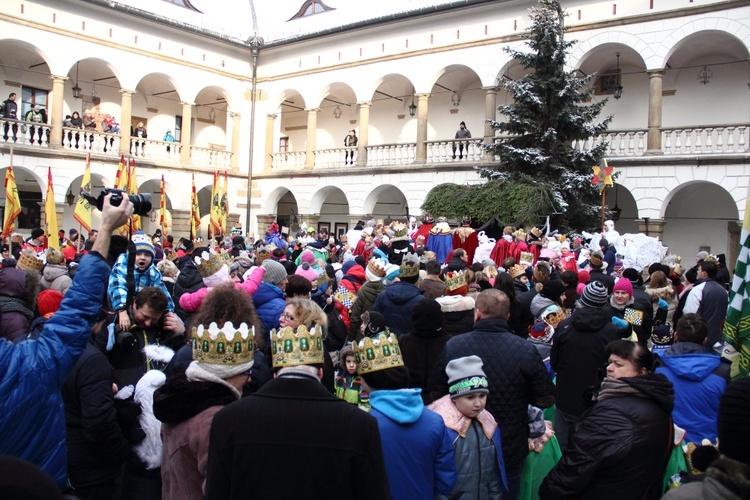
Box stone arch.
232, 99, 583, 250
268, 89, 308, 113
362, 184, 409, 220
263, 186, 296, 215
659, 20, 750, 69
0, 38, 54, 76
569, 31, 653, 70
309, 186, 350, 216
661, 180, 740, 262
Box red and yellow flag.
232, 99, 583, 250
160, 175, 168, 236
73, 154, 92, 234
190, 174, 200, 240
2, 167, 22, 240
209, 171, 222, 237
44, 168, 60, 250
114, 155, 127, 190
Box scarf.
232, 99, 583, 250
0, 296, 34, 321
597, 377, 646, 402
428, 395, 497, 439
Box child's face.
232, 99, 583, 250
135, 251, 153, 271
345, 355, 357, 375
454, 392, 487, 419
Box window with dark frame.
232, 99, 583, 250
21, 86, 48, 118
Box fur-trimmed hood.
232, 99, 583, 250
646, 284, 676, 302
435, 294, 475, 313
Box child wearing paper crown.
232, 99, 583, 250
108, 231, 174, 331
334, 343, 370, 410
428, 355, 507, 499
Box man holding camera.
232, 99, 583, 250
96, 285, 185, 499
0, 193, 134, 490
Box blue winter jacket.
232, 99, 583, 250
370, 389, 457, 500
0, 253, 110, 489
655, 342, 730, 442
253, 283, 286, 343
371, 282, 424, 337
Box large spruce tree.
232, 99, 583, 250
478, 0, 611, 231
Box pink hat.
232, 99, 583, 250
295, 262, 319, 283
300, 250, 315, 265
613, 278, 633, 296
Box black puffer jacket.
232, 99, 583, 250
550, 306, 622, 417
62, 341, 131, 489
540, 374, 675, 500
428, 318, 555, 468
173, 259, 205, 323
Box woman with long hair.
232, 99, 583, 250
646, 270, 678, 324
540, 340, 675, 499
154, 285, 260, 500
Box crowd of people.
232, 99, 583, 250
0, 211, 748, 500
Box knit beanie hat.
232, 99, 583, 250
262, 259, 287, 286
717, 377, 750, 464
38, 289, 63, 317
300, 250, 315, 265
580, 281, 609, 308
589, 250, 605, 269
364, 311, 387, 337
447, 355, 489, 399
132, 231, 155, 259
411, 298, 444, 334
613, 277, 633, 296
30, 227, 44, 240
295, 262, 319, 283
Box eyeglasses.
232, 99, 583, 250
281, 312, 296, 322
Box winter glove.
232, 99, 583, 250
611, 316, 629, 329
658, 298, 669, 311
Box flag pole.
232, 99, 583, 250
600, 187, 606, 232
6, 143, 12, 247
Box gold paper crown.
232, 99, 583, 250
17, 249, 44, 273
509, 264, 527, 279
194, 250, 230, 278
445, 270, 467, 291
390, 221, 409, 241
218, 249, 234, 267
270, 325, 325, 368
519, 251, 534, 265
191, 321, 255, 365
399, 252, 420, 278
367, 257, 387, 278
354, 331, 405, 375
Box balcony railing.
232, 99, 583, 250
62, 127, 121, 155
425, 139, 485, 163
190, 146, 232, 169
271, 151, 306, 170
662, 124, 748, 155
365, 143, 417, 166
572, 130, 647, 157
0, 118, 51, 147
314, 147, 357, 169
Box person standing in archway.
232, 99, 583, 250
344, 129, 358, 165
453, 121, 471, 159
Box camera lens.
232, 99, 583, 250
130, 193, 152, 216
116, 330, 137, 350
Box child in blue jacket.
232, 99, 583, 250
428, 355, 507, 499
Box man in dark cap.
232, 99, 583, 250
22, 227, 45, 253
550, 281, 622, 450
